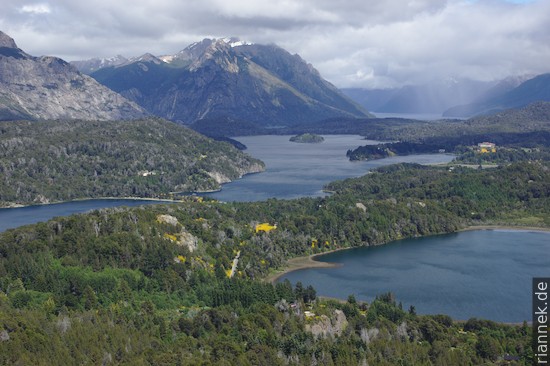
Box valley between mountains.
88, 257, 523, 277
0, 29, 549, 365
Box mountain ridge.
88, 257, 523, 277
443, 73, 550, 117
81, 38, 371, 129
0, 30, 147, 121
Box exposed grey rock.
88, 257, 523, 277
89, 38, 371, 128
0, 32, 17, 48
275, 299, 290, 312
397, 321, 409, 340
306, 309, 348, 338
360, 327, 380, 344
0, 30, 147, 121
71, 55, 128, 74
0, 329, 9, 341
157, 214, 179, 226
178, 231, 198, 252
102, 352, 112, 366
56, 316, 71, 334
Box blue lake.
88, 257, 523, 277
0, 199, 163, 232
202, 135, 454, 202
0, 134, 547, 322
0, 135, 454, 231
278, 229, 550, 322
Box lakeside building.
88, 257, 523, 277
477, 142, 496, 153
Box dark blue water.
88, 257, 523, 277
279, 230, 550, 322
202, 135, 454, 201
0, 199, 163, 232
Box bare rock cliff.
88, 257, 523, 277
0, 31, 147, 121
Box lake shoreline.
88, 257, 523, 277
460, 225, 550, 233
266, 224, 550, 284
0, 167, 268, 209
0, 196, 186, 210
265, 248, 347, 284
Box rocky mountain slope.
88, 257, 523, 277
443, 73, 550, 117
70, 55, 129, 74
0, 31, 147, 121
342, 79, 496, 115
0, 118, 264, 207
85, 38, 370, 129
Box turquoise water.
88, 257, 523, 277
278, 230, 550, 322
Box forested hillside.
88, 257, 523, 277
0, 119, 264, 207
1, 161, 547, 364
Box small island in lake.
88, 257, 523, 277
289, 133, 325, 143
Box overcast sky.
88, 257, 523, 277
1, 0, 549, 89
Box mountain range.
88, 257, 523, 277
79, 38, 370, 128
3, 28, 549, 127
343, 73, 550, 119
0, 31, 146, 121
442, 73, 550, 117
342, 79, 498, 115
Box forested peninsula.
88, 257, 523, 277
1, 160, 547, 364
0, 119, 264, 207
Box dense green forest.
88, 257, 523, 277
283, 102, 550, 167
0, 119, 264, 207
289, 134, 325, 143
346, 142, 446, 161
345, 107, 550, 162
1, 160, 548, 364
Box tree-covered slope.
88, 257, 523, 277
0, 118, 264, 206
0, 160, 545, 364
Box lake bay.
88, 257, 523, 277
1, 135, 547, 323
278, 229, 550, 322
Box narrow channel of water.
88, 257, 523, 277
1, 135, 454, 231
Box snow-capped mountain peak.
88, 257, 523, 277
221, 37, 253, 48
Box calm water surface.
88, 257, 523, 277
203, 135, 454, 201
279, 230, 550, 322
0, 135, 453, 231
0, 199, 163, 232
0, 135, 547, 322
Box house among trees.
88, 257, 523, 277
477, 142, 496, 153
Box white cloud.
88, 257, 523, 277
1, 0, 549, 88
20, 4, 51, 14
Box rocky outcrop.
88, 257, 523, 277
0, 32, 17, 48
0, 30, 147, 121
71, 55, 129, 75
0, 329, 9, 342
157, 214, 179, 226
360, 327, 380, 344
356, 202, 367, 212
306, 309, 348, 338
177, 231, 198, 253
157, 214, 198, 252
